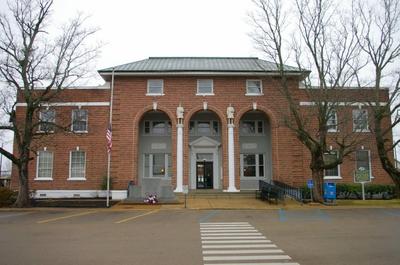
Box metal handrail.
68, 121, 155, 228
272, 180, 303, 202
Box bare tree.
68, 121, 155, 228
353, 0, 400, 197
250, 0, 366, 202
0, 0, 99, 207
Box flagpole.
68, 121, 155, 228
106, 68, 115, 208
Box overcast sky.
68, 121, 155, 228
51, 0, 258, 84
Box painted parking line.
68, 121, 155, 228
114, 209, 159, 224
37, 210, 98, 224
200, 222, 300, 265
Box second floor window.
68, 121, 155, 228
147, 79, 164, 95
39, 109, 55, 132
197, 79, 213, 95
72, 109, 88, 132
353, 109, 369, 132
327, 110, 338, 132
246, 80, 262, 95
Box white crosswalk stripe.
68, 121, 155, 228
200, 222, 300, 265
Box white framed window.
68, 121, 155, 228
356, 150, 372, 177
188, 120, 219, 136
38, 109, 55, 132
240, 120, 264, 135
143, 153, 172, 178
36, 151, 53, 180
240, 153, 265, 178
69, 150, 86, 180
353, 109, 369, 132
197, 79, 214, 95
143, 121, 171, 135
323, 151, 341, 179
327, 110, 338, 132
72, 109, 88, 132
246, 80, 263, 95
147, 79, 164, 95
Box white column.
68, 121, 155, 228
174, 124, 184, 192
226, 123, 239, 192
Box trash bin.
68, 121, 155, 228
324, 182, 336, 201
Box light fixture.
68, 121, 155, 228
153, 101, 158, 110
252, 102, 257, 110
203, 101, 208, 110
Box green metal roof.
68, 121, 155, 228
98, 57, 302, 74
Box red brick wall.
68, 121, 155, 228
11, 77, 394, 192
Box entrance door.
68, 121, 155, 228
196, 161, 213, 189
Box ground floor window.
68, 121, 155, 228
36, 151, 53, 179
324, 151, 340, 178
240, 153, 265, 178
356, 150, 371, 176
144, 153, 172, 178
69, 151, 86, 179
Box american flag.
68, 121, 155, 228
106, 124, 112, 153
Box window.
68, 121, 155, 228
189, 121, 220, 136
327, 110, 338, 132
240, 120, 264, 135
143, 121, 171, 135
197, 79, 214, 95
69, 151, 86, 179
246, 80, 262, 95
324, 151, 340, 178
72, 109, 88, 132
353, 109, 369, 132
356, 150, 371, 176
147, 79, 164, 95
143, 153, 171, 178
39, 109, 55, 132
241, 154, 265, 178
36, 151, 53, 180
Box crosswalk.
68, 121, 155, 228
200, 222, 300, 265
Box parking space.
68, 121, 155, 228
0, 208, 399, 265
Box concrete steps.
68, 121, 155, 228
176, 190, 257, 199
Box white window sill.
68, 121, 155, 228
245, 93, 264, 96
72, 130, 88, 133
196, 93, 214, 96
324, 176, 342, 180
353, 130, 370, 133
34, 178, 53, 181
146, 93, 165, 96
327, 129, 339, 133
67, 178, 86, 181
36, 131, 54, 134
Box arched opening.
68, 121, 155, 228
137, 110, 173, 190
238, 110, 272, 190
188, 110, 222, 190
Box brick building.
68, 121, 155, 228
11, 57, 393, 200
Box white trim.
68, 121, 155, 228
32, 190, 109, 199
34, 177, 53, 181
324, 176, 343, 180
67, 177, 87, 181
16, 102, 110, 107
99, 71, 304, 77
300, 101, 387, 106
29, 83, 110, 90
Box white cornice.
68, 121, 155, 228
16, 102, 110, 107
299, 101, 387, 106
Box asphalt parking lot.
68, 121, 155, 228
0, 208, 399, 265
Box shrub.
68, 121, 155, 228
0, 187, 18, 207
300, 183, 396, 200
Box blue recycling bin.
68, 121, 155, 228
324, 182, 336, 200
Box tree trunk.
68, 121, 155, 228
311, 169, 324, 203
391, 174, 400, 199
14, 160, 31, 207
